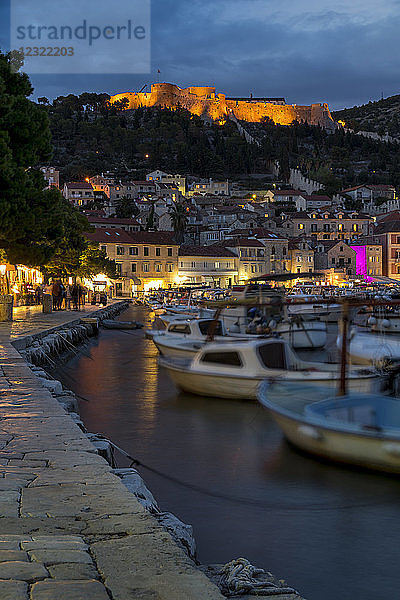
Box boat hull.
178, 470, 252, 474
160, 362, 377, 400
267, 410, 400, 474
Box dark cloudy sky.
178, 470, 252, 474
1, 0, 399, 110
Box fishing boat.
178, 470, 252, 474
159, 338, 379, 400
257, 380, 400, 474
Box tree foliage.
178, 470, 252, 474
168, 203, 187, 244
0, 51, 92, 267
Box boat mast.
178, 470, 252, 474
338, 300, 349, 397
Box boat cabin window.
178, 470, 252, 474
168, 324, 191, 334
257, 342, 286, 369
200, 351, 242, 367
198, 320, 223, 336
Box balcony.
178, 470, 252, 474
179, 267, 237, 274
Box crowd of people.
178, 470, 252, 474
11, 280, 109, 310
41, 281, 89, 311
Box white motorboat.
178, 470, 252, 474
159, 338, 379, 400
258, 380, 400, 474
287, 294, 341, 323
148, 318, 262, 358
345, 330, 400, 366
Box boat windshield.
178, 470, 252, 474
257, 342, 286, 370
200, 351, 243, 367
198, 320, 223, 336
168, 324, 191, 335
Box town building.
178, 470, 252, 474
146, 171, 186, 195
40, 166, 60, 189
367, 218, 400, 280
89, 173, 115, 193
314, 241, 356, 277
287, 209, 372, 242
288, 240, 314, 274
349, 243, 383, 279
190, 179, 230, 196
86, 215, 141, 232
340, 184, 396, 203
178, 245, 238, 288
63, 182, 95, 206
85, 229, 179, 295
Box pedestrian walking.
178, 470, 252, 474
65, 285, 72, 310
71, 283, 79, 311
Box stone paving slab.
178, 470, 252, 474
31, 579, 111, 600
0, 579, 29, 600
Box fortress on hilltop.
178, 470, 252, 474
110, 82, 336, 129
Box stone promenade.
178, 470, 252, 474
0, 304, 302, 600
0, 303, 227, 600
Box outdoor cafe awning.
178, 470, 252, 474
369, 276, 400, 285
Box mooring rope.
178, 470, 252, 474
92, 434, 397, 513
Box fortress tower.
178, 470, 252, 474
110, 83, 336, 130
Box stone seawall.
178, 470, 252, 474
0, 303, 227, 599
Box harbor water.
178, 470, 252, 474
49, 305, 400, 600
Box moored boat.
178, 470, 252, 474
258, 380, 400, 474
159, 338, 379, 400
343, 330, 400, 366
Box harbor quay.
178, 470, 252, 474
0, 302, 303, 600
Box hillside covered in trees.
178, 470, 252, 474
333, 94, 400, 138
43, 93, 400, 193
45, 94, 261, 181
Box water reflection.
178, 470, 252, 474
49, 306, 400, 600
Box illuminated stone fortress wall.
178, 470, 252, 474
110, 83, 336, 129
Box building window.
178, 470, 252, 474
311, 224, 317, 232
251, 264, 257, 273
271, 246, 276, 256
129, 247, 138, 256
215, 262, 220, 269
131, 263, 137, 273
298, 224, 304, 230
116, 246, 125, 255
144, 247, 149, 256
353, 224, 358, 232
167, 248, 173, 257
115, 263, 122, 275
155, 263, 162, 272
100, 245, 106, 254
156, 247, 161, 257
166, 263, 173, 272
180, 262, 184, 268
143, 263, 149, 272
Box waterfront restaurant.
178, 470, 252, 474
0, 263, 43, 305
